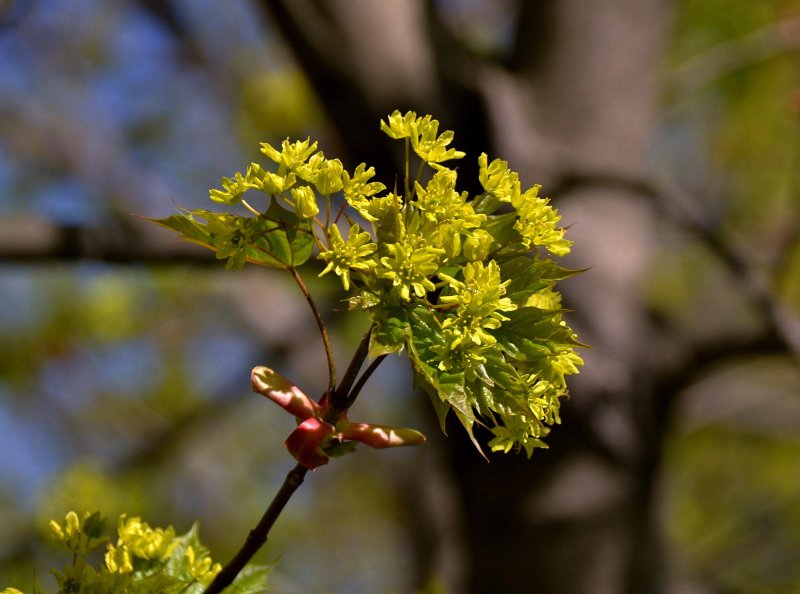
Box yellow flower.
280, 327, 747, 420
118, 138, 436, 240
410, 116, 465, 165
380, 110, 418, 139
381, 111, 465, 165
478, 153, 519, 201
463, 229, 493, 261
512, 184, 572, 256
116, 515, 176, 562
49, 511, 84, 551
294, 151, 326, 183
314, 158, 344, 195
343, 163, 386, 220
319, 224, 378, 291
438, 261, 517, 348
377, 239, 443, 301
186, 546, 222, 586
262, 170, 297, 195
260, 138, 318, 170
105, 542, 134, 574
209, 171, 251, 205
290, 185, 319, 219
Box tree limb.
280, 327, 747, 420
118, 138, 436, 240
0, 216, 215, 263
668, 16, 800, 99
553, 169, 800, 362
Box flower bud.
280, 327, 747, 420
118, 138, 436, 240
337, 421, 426, 449
252, 366, 320, 419
291, 185, 319, 219
285, 417, 336, 469
315, 159, 344, 195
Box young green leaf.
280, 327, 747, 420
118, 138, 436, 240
148, 201, 313, 270
145, 212, 214, 250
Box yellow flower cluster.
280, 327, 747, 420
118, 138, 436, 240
434, 261, 517, 376
153, 110, 583, 458
319, 224, 377, 291
381, 110, 466, 166
4, 511, 249, 594
105, 515, 177, 573
478, 152, 573, 256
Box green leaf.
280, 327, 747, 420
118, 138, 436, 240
479, 347, 517, 391
439, 371, 481, 439
147, 201, 314, 269
248, 200, 314, 268
164, 522, 207, 582
126, 572, 185, 594
480, 211, 518, 249
81, 511, 107, 541
493, 307, 582, 363
404, 306, 449, 429
405, 307, 484, 452
222, 565, 271, 594
32, 572, 46, 594
501, 256, 583, 304
146, 212, 215, 251
370, 306, 410, 356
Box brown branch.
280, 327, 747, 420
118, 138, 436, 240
205, 329, 384, 591
204, 463, 308, 594
553, 169, 800, 362
328, 326, 374, 415
0, 216, 218, 264
343, 354, 387, 409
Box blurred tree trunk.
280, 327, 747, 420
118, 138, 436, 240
260, 1, 674, 593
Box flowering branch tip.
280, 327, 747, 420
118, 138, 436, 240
251, 365, 426, 469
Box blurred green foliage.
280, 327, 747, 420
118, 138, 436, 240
659, 1, 800, 591
667, 426, 800, 592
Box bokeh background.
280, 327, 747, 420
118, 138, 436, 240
2, 1, 800, 593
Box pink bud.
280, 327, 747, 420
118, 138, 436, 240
337, 421, 426, 449
285, 417, 336, 469
252, 366, 320, 420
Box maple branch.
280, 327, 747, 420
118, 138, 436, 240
204, 463, 308, 594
